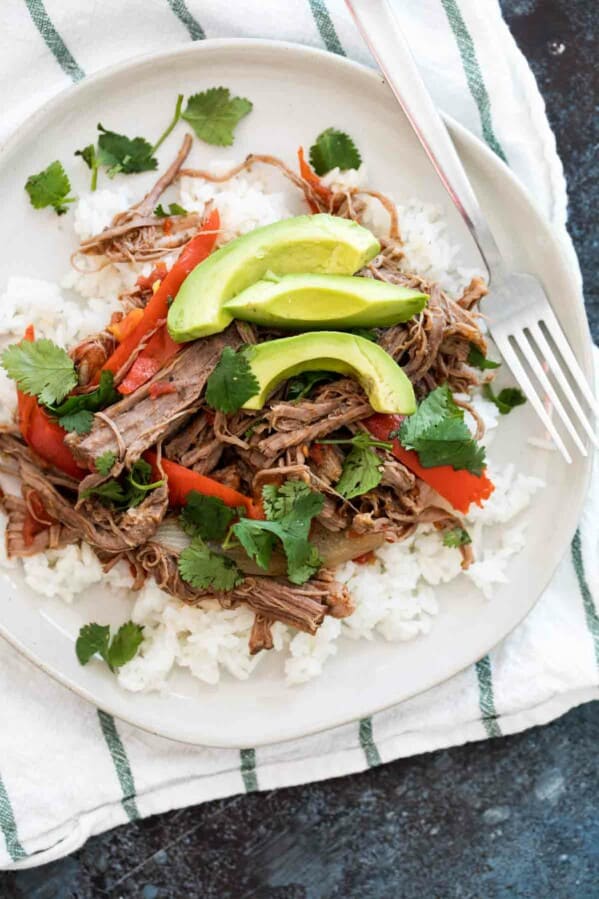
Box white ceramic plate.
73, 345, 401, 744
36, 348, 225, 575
0, 40, 593, 747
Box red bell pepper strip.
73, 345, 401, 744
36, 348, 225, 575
100, 208, 220, 383
364, 413, 494, 515
118, 326, 181, 395
144, 452, 264, 520
16, 326, 86, 480
297, 147, 333, 213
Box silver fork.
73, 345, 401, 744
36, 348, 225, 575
346, 0, 598, 463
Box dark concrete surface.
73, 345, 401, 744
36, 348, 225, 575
1, 1, 597, 896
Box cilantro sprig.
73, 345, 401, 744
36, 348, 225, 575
182, 87, 253, 147
1, 338, 77, 406
319, 433, 393, 500
154, 202, 189, 218
205, 347, 260, 413
180, 491, 237, 542
47, 370, 119, 435
96, 451, 117, 477
468, 343, 501, 371
232, 480, 324, 585
443, 527, 472, 548
82, 460, 164, 509
178, 537, 244, 591
398, 385, 486, 476
483, 383, 527, 415
309, 128, 361, 176
286, 371, 335, 403
1, 339, 118, 433
76, 621, 144, 671
25, 161, 75, 215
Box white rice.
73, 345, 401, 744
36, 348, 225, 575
0, 160, 543, 690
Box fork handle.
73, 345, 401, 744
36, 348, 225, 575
346, 0, 506, 284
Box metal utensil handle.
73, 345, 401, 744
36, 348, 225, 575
346, 0, 506, 283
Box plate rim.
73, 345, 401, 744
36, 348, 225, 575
0, 37, 593, 747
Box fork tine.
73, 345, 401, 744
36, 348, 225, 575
540, 307, 599, 417
493, 335, 572, 463
528, 322, 599, 449
511, 331, 587, 456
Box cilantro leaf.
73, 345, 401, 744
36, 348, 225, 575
182, 88, 253, 147
76, 621, 143, 670
399, 385, 486, 475
286, 371, 335, 402
180, 491, 236, 541
443, 527, 472, 548
336, 444, 384, 500
178, 538, 243, 591
234, 480, 324, 584
483, 383, 527, 415
309, 128, 362, 176
96, 124, 157, 176
105, 622, 144, 669
154, 202, 189, 218
49, 370, 119, 434
96, 451, 117, 477
1, 338, 77, 405
76, 623, 110, 666
57, 410, 94, 435
468, 343, 501, 370
25, 161, 75, 215
75, 144, 99, 191
234, 521, 277, 571
82, 459, 164, 509
205, 347, 260, 413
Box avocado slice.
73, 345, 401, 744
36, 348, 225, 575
167, 214, 380, 342
243, 331, 415, 414
224, 273, 428, 329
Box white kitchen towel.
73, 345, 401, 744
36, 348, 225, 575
0, 0, 597, 871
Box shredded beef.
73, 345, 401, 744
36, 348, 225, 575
66, 328, 241, 471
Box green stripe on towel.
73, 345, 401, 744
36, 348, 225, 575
308, 0, 345, 56
97, 710, 140, 821
240, 749, 258, 792
0, 775, 26, 862
359, 717, 382, 767
23, 0, 85, 83
475, 656, 502, 737
440, 0, 507, 162
166, 0, 205, 41
571, 529, 599, 669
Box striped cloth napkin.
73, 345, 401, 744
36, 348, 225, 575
1, 0, 597, 871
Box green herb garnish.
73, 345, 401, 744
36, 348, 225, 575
82, 460, 164, 509
25, 161, 75, 215
75, 144, 99, 191
205, 347, 260, 413
483, 383, 527, 415
76, 621, 144, 671
398, 385, 486, 475
319, 433, 393, 500
1, 337, 77, 405
154, 202, 189, 218
96, 124, 158, 177
309, 128, 361, 175
443, 527, 472, 548
182, 87, 253, 147
180, 491, 237, 541
233, 480, 324, 585
48, 370, 119, 435
96, 451, 117, 477
178, 537, 244, 591
286, 371, 335, 403
468, 343, 501, 371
